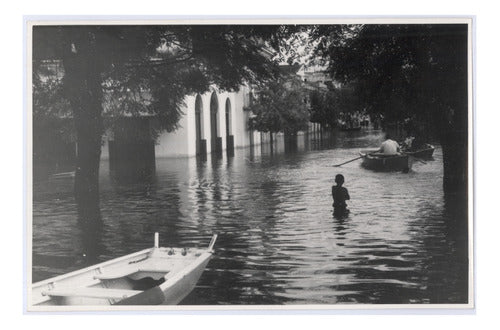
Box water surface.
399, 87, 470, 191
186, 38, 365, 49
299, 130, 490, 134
32, 129, 469, 305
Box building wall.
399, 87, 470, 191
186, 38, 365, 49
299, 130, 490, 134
155, 107, 191, 158
152, 85, 260, 158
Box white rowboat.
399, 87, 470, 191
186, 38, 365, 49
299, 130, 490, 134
30, 233, 217, 307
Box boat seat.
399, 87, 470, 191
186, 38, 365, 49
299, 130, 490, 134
41, 287, 142, 300
93, 267, 140, 280
94, 267, 171, 280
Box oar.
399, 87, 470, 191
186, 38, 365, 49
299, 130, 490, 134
412, 157, 427, 165
333, 155, 365, 167
404, 153, 427, 165
334, 150, 382, 167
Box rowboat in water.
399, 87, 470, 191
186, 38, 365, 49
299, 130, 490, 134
30, 233, 217, 307
359, 150, 413, 172
403, 144, 435, 159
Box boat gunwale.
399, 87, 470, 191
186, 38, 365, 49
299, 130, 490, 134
402, 144, 435, 156
32, 246, 210, 288
157, 251, 213, 291
359, 151, 409, 160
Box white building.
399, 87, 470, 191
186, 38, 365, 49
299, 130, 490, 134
101, 84, 261, 160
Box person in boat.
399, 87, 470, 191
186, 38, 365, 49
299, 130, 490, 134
401, 136, 414, 150
403, 125, 427, 152
332, 174, 350, 217
408, 134, 427, 152
402, 118, 427, 151
376, 134, 401, 155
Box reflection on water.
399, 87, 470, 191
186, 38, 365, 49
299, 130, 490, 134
32, 129, 469, 305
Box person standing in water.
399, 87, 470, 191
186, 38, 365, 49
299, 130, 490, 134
332, 174, 350, 217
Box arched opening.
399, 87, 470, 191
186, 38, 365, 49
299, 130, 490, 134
195, 94, 206, 155
225, 98, 234, 156
210, 92, 222, 154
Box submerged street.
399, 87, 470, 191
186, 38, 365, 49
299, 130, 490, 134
32, 129, 468, 305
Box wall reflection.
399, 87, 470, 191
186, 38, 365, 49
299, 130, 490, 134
32, 129, 469, 305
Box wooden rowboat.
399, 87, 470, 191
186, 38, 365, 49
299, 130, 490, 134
403, 144, 435, 159
30, 233, 217, 307
359, 151, 413, 172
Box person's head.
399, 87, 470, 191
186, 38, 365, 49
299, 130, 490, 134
385, 133, 392, 140
335, 174, 345, 186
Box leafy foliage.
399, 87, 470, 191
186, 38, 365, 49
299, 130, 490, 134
246, 76, 310, 134
32, 68, 75, 161
33, 25, 289, 136
309, 23, 469, 190
33, 69, 71, 121
309, 87, 360, 128
310, 24, 468, 128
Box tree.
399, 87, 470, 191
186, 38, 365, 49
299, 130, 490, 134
309, 86, 361, 129
310, 24, 469, 192
32, 25, 288, 224
246, 76, 310, 145
32, 65, 74, 165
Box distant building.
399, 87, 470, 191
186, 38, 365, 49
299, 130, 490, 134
296, 65, 335, 90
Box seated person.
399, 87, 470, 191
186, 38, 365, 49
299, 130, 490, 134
408, 135, 426, 151
401, 136, 415, 150
376, 135, 400, 155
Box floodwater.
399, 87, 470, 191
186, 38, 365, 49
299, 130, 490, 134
31, 129, 469, 305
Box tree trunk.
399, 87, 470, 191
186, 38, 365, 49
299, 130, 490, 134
438, 26, 469, 196
440, 128, 468, 195
435, 100, 468, 196
62, 28, 104, 225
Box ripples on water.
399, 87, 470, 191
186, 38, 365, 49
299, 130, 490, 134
32, 130, 469, 305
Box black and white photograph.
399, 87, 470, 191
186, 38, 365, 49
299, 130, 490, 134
26, 17, 473, 311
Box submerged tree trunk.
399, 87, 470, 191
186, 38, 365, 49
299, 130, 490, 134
436, 25, 469, 196
62, 28, 104, 224
269, 131, 274, 153
438, 106, 469, 195
434, 33, 469, 196
284, 130, 298, 153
